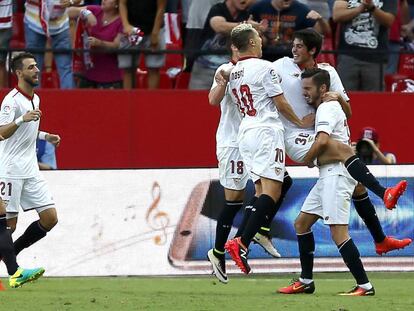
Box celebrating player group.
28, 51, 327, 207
207, 24, 411, 296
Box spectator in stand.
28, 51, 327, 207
69, 0, 123, 88
298, 0, 332, 20
386, 0, 410, 74
249, 0, 331, 61
24, 0, 82, 89
333, 0, 398, 91
354, 127, 397, 164
36, 139, 58, 170
0, 0, 12, 88
118, 0, 167, 89
184, 0, 221, 71
189, 0, 262, 90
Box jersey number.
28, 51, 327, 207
275, 148, 284, 163
232, 85, 257, 117
0, 182, 12, 196
294, 133, 310, 145
230, 160, 244, 175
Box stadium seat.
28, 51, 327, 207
316, 36, 336, 67
398, 53, 414, 77
175, 72, 190, 89
384, 74, 409, 92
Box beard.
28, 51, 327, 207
23, 75, 39, 87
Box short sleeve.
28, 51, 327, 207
315, 103, 338, 136
0, 96, 17, 126
262, 65, 283, 98
329, 67, 350, 102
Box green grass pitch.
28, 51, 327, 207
1, 272, 412, 311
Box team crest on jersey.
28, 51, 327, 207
233, 178, 241, 183
275, 167, 282, 175
325, 216, 329, 221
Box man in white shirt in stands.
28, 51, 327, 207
278, 68, 374, 296
0, 52, 60, 261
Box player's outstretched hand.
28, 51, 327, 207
23, 109, 42, 122
46, 134, 61, 147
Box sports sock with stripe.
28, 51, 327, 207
338, 238, 369, 285
240, 194, 275, 248
214, 200, 243, 256
14, 220, 48, 255
235, 196, 257, 237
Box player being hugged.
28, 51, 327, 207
224, 23, 314, 274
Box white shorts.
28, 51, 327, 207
0, 176, 55, 219
301, 172, 357, 225
217, 147, 249, 191
238, 126, 285, 183
285, 131, 316, 163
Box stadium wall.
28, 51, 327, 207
0, 166, 412, 277
0, 90, 412, 168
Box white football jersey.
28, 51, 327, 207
272, 57, 349, 134
212, 62, 242, 148
0, 88, 40, 178
315, 101, 350, 146
229, 57, 284, 134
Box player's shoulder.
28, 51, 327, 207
2, 88, 18, 102
216, 62, 233, 74
318, 101, 342, 115
317, 63, 338, 74
273, 56, 293, 66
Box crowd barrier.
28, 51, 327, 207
0, 89, 411, 168
1, 166, 412, 277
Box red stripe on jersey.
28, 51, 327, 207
0, 17, 11, 23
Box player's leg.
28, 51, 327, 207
331, 225, 375, 296
13, 176, 57, 255
317, 139, 406, 209
225, 127, 285, 273
252, 172, 292, 258
278, 181, 321, 294
208, 147, 248, 283
0, 198, 19, 276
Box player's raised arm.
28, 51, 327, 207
209, 68, 230, 106
0, 100, 42, 140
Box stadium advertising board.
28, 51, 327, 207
2, 166, 413, 276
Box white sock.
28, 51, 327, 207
299, 277, 313, 284
358, 282, 373, 290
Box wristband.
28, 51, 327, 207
15, 116, 24, 126
38, 131, 49, 140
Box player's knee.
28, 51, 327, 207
39, 211, 58, 231
352, 183, 366, 197
294, 217, 308, 234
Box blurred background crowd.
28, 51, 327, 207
0, 0, 413, 91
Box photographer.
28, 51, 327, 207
354, 127, 397, 164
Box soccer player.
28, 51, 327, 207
207, 46, 289, 283
223, 23, 314, 274
273, 28, 411, 254
0, 197, 44, 287
278, 68, 374, 296
0, 52, 60, 257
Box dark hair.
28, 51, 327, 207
231, 24, 256, 52
293, 28, 323, 58
301, 68, 330, 90
10, 52, 36, 73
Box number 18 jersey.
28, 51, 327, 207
228, 57, 284, 135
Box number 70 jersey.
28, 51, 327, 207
228, 57, 284, 134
